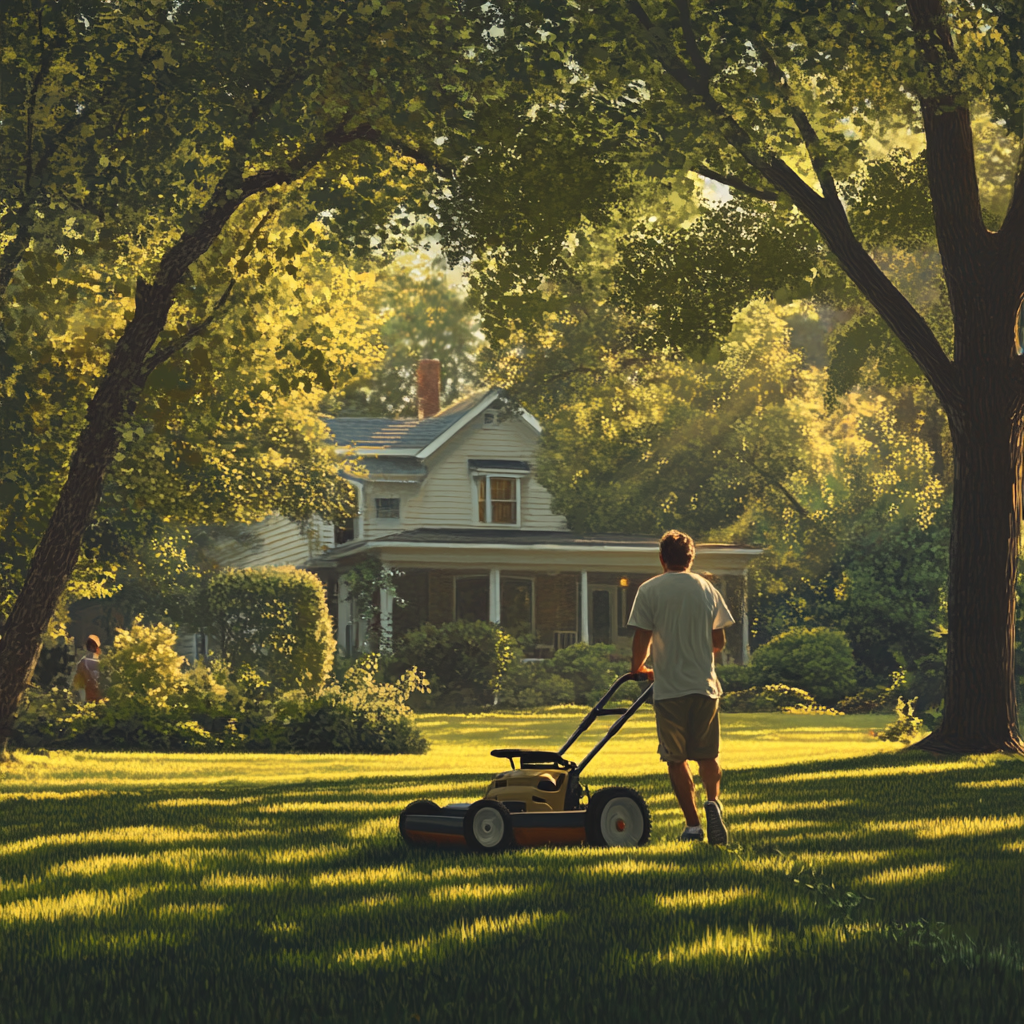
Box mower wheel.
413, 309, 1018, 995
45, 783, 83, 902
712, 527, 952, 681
463, 799, 514, 853
585, 787, 651, 847
399, 800, 441, 845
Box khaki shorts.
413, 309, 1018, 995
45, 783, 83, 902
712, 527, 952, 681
654, 694, 720, 762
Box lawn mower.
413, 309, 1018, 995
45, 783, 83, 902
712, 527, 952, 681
399, 672, 654, 852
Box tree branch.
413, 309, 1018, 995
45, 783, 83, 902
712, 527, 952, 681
694, 164, 777, 202
140, 207, 278, 375
626, 0, 956, 402
753, 41, 840, 207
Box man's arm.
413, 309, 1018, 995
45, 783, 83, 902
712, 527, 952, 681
712, 628, 726, 655
632, 627, 654, 677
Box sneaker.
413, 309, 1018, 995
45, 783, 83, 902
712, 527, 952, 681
704, 800, 728, 846
680, 825, 704, 841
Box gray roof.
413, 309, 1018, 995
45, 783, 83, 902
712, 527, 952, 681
324, 392, 490, 451
346, 456, 427, 481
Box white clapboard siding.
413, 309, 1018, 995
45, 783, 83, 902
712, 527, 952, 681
227, 514, 333, 568
400, 412, 567, 532
361, 481, 422, 540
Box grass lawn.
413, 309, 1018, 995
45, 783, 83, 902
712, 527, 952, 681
1, 709, 1022, 1024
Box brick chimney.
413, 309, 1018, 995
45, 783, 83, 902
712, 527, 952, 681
417, 358, 441, 419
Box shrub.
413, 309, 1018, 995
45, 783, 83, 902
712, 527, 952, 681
392, 620, 520, 710
208, 566, 336, 696
545, 643, 632, 704
716, 663, 753, 692
255, 655, 429, 754
721, 684, 823, 713
836, 676, 905, 714
750, 627, 857, 705
13, 630, 427, 755
877, 696, 923, 744
497, 661, 575, 709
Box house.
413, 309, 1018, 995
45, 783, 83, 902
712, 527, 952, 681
235, 360, 762, 662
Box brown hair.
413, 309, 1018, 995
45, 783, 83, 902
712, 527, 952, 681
86, 635, 101, 653
659, 530, 695, 570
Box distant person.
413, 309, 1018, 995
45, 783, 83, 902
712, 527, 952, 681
628, 530, 734, 845
72, 635, 103, 703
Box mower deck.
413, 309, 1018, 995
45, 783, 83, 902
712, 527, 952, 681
402, 803, 588, 849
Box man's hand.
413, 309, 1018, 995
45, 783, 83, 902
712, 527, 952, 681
712, 628, 726, 654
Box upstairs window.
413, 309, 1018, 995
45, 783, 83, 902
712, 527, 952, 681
477, 476, 518, 524
375, 497, 400, 519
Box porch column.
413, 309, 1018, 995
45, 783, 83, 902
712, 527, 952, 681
580, 570, 589, 643
379, 567, 394, 654
337, 578, 350, 652
741, 569, 750, 665
489, 568, 501, 624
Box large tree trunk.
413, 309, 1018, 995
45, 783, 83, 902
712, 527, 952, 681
0, 304, 158, 747
915, 374, 1024, 754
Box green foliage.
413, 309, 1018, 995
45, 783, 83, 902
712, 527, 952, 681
208, 567, 336, 697
343, 557, 404, 648
251, 656, 429, 755
13, 620, 426, 754
715, 664, 753, 693
749, 627, 857, 706
877, 697, 924, 745
496, 644, 634, 709
720, 684, 836, 715
496, 661, 575, 709
392, 620, 520, 711
323, 255, 480, 418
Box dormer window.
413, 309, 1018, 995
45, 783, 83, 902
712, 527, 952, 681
478, 476, 518, 524
482, 411, 498, 428
375, 497, 400, 519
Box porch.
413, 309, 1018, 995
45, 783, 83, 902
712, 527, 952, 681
312, 529, 762, 663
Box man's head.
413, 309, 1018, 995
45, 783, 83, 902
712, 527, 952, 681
659, 530, 695, 572
86, 635, 101, 655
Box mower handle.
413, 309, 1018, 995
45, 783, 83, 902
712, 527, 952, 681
556, 672, 652, 763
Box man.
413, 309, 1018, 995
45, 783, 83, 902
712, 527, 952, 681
628, 530, 734, 845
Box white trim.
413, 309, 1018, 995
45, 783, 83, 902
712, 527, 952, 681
474, 474, 521, 527
521, 410, 542, 433
580, 570, 589, 644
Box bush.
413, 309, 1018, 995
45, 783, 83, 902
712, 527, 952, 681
250, 655, 430, 753
877, 696, 923, 744
721, 684, 828, 713
208, 567, 336, 696
750, 627, 857, 705
13, 626, 427, 755
496, 661, 575, 709
716, 663, 753, 692
392, 620, 520, 711
545, 643, 632, 704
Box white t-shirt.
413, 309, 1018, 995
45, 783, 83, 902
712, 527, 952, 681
627, 571, 735, 701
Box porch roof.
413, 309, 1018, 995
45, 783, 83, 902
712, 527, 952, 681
310, 528, 762, 576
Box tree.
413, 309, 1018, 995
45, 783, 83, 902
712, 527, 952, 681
444, 1, 1024, 754
322, 253, 480, 418
0, 0, 507, 747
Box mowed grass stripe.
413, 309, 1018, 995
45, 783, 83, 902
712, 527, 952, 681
0, 712, 1021, 1024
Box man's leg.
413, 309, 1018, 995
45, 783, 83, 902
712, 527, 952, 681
667, 760, 700, 827
696, 758, 721, 803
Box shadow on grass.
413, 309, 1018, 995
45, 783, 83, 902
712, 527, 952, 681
0, 748, 1021, 1024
